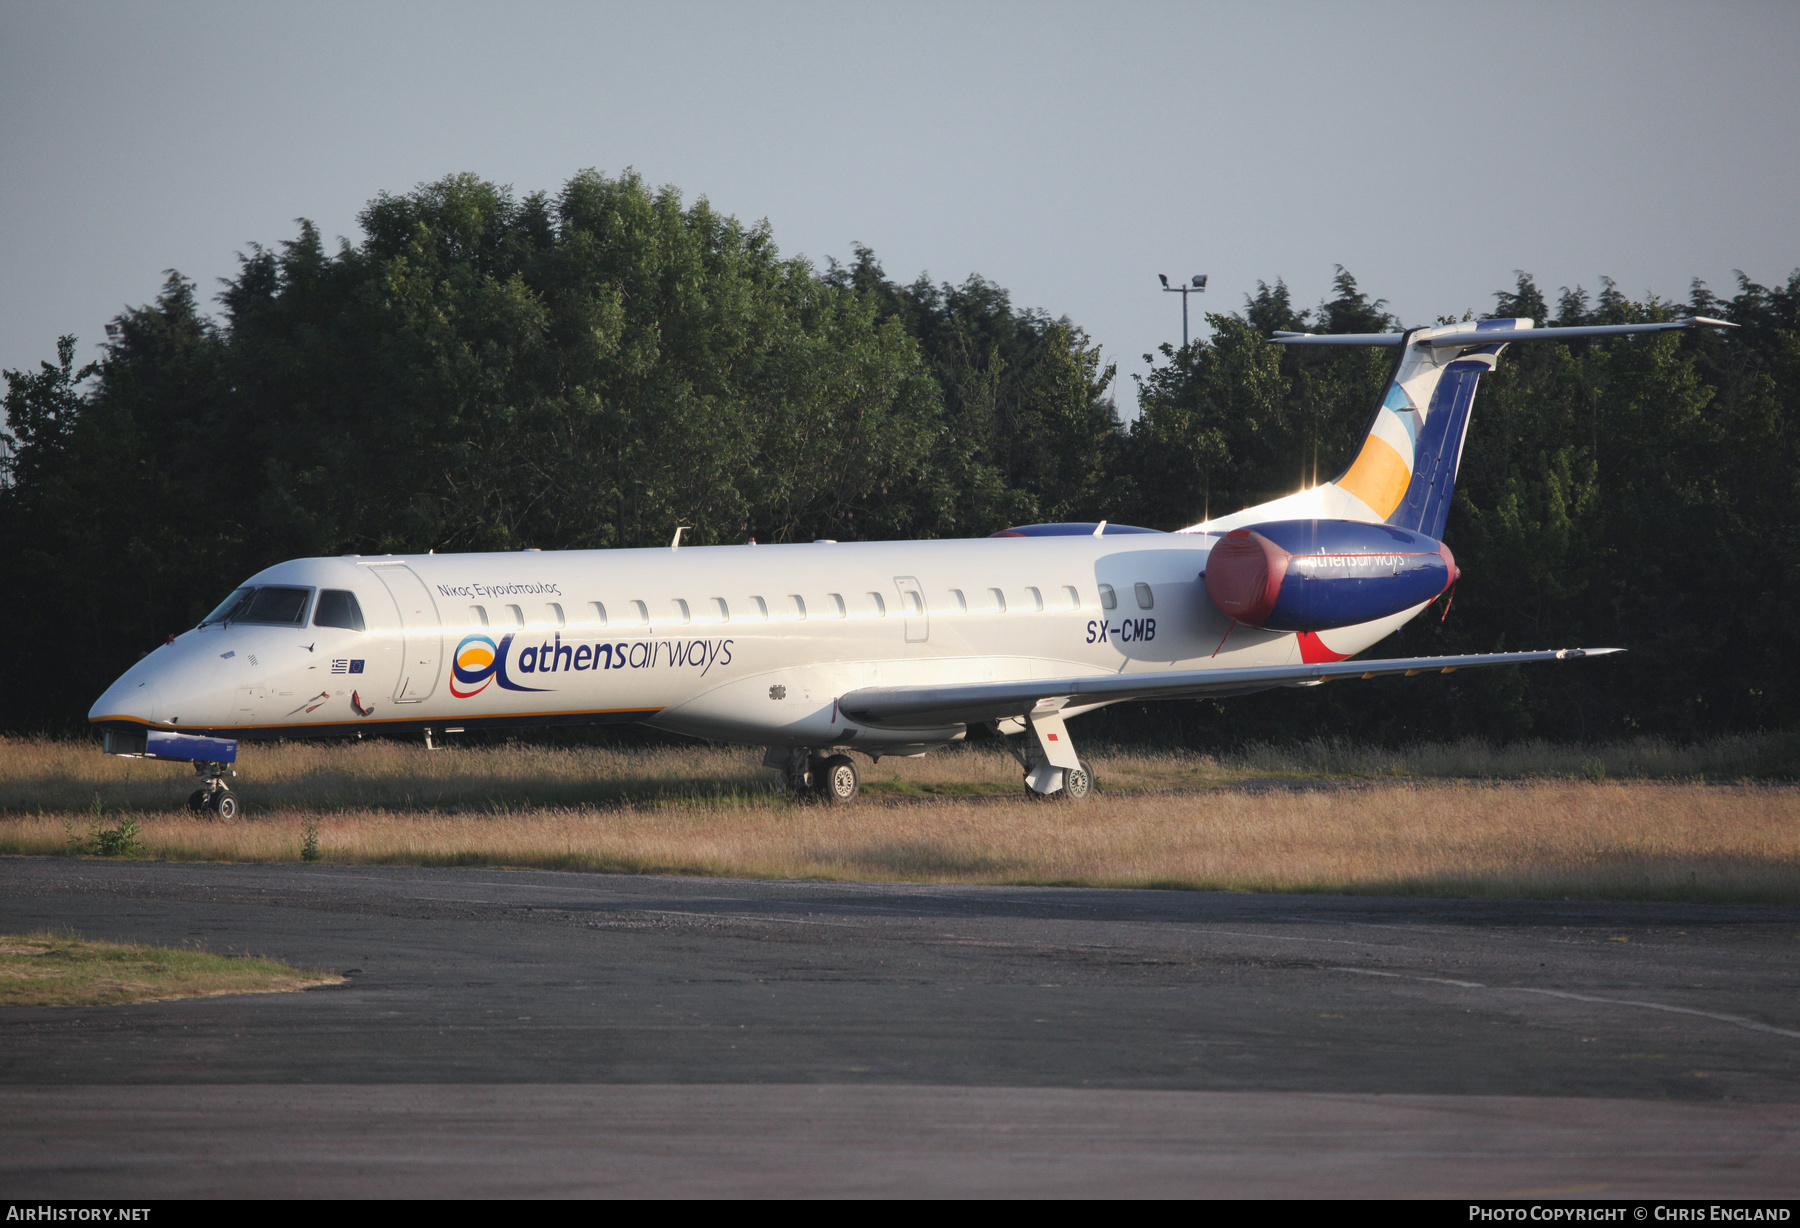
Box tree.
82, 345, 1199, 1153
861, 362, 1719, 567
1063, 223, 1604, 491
824, 244, 1121, 532
4, 172, 1795, 745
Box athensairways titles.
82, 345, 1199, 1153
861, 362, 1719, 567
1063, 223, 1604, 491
450, 632, 735, 698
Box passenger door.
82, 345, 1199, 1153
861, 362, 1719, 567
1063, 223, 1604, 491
368, 565, 443, 702
893, 576, 928, 644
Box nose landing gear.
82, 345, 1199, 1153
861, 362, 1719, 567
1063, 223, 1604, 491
185, 761, 240, 819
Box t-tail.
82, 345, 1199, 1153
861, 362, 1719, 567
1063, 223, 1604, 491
1184, 314, 1734, 536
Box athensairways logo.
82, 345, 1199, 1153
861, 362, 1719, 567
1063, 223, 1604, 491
450, 633, 546, 697
449, 632, 735, 699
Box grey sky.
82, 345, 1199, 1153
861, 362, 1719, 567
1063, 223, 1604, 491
3, 0, 1795, 411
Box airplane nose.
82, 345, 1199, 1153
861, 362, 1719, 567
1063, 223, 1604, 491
90, 676, 162, 726
92, 637, 238, 731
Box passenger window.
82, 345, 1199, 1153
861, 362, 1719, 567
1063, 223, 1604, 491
1026, 586, 1044, 612
468, 605, 488, 627
949, 589, 967, 613
504, 604, 524, 628
313, 590, 366, 632
1062, 585, 1080, 610
903, 590, 924, 616
988, 587, 1007, 614
828, 593, 846, 619
547, 603, 566, 628
1135, 582, 1154, 610
712, 597, 729, 622
788, 595, 807, 620
589, 601, 608, 627
240, 586, 312, 626
628, 600, 649, 626
672, 599, 691, 625
749, 596, 769, 622
867, 592, 887, 617
1098, 584, 1117, 610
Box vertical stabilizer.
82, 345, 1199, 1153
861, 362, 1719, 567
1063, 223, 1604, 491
1331, 320, 1521, 535
1183, 313, 1730, 538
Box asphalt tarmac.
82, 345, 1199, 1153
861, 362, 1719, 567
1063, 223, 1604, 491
1, 858, 1796, 1198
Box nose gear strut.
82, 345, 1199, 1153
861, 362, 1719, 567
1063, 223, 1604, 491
186, 760, 240, 820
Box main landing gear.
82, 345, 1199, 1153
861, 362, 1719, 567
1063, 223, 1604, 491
998, 706, 1095, 802
768, 748, 861, 805
185, 760, 240, 820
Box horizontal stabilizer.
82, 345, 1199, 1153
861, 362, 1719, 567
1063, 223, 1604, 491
839, 648, 1621, 729
1272, 318, 1736, 348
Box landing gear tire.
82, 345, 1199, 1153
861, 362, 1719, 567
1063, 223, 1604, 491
1023, 760, 1094, 802
1061, 760, 1094, 801
814, 754, 860, 805
186, 789, 209, 813
209, 789, 239, 820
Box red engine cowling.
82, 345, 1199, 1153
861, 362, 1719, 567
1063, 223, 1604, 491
1205, 529, 1290, 627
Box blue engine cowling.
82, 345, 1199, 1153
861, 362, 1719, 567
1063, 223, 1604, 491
1204, 520, 1456, 632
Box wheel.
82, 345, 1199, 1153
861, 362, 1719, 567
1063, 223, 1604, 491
815, 754, 860, 805
210, 790, 240, 820
1022, 760, 1094, 802
1061, 760, 1094, 801
186, 789, 209, 812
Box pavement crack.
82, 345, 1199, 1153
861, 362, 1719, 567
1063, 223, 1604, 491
1330, 966, 1800, 1040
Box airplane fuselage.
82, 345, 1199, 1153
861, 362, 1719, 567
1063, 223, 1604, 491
89, 532, 1416, 750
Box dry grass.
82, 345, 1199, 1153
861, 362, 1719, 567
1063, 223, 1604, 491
2, 731, 1795, 818
2, 734, 1796, 903
0, 782, 1795, 904
0, 931, 341, 1007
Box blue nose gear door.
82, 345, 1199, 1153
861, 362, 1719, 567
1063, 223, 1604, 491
368, 564, 443, 702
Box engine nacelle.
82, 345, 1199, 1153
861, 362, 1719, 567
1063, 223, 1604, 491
1204, 520, 1456, 632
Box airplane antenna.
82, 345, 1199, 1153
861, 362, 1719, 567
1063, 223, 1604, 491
671, 526, 692, 551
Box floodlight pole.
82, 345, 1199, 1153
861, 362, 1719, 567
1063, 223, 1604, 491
1159, 273, 1209, 348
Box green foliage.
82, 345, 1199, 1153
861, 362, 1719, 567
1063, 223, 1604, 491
2, 170, 1795, 747
300, 818, 321, 862
69, 794, 142, 857
822, 244, 1120, 530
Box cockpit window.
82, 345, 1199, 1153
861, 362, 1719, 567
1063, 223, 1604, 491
201, 588, 255, 626
201, 586, 312, 627
240, 587, 313, 625
313, 589, 366, 632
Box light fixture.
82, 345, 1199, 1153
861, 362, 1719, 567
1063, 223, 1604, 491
1159, 272, 1209, 347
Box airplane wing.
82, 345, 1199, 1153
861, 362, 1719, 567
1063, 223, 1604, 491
838, 648, 1621, 728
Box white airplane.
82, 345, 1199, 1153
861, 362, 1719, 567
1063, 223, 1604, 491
91, 314, 1733, 816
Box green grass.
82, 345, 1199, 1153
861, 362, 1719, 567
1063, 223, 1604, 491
0, 931, 341, 1007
